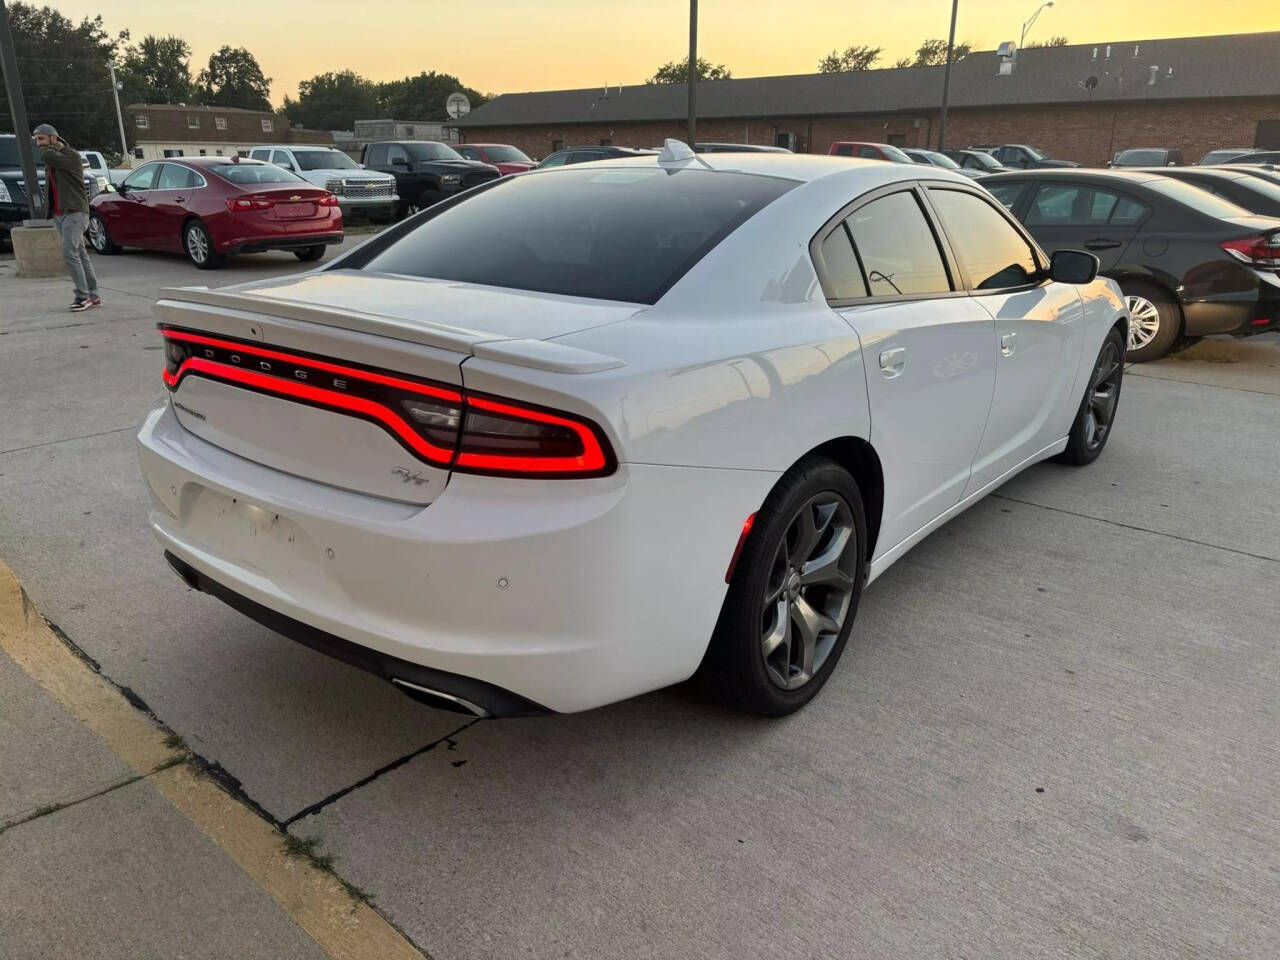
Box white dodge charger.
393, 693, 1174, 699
138, 142, 1128, 718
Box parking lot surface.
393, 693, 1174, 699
2, 246, 1279, 958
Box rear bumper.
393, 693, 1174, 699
137, 401, 776, 714
223, 233, 344, 255
1182, 270, 1280, 336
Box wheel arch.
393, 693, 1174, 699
797, 436, 884, 562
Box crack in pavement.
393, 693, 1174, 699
0, 425, 136, 458
990, 493, 1280, 565
283, 718, 482, 827
1128, 370, 1280, 398
1, 771, 149, 835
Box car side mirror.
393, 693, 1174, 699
1050, 249, 1099, 284
116, 182, 129, 194
390, 156, 408, 167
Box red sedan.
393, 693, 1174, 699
88, 157, 343, 269
454, 143, 535, 176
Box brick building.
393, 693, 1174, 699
448, 32, 1280, 165
125, 104, 333, 163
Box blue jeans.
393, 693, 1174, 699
54, 212, 98, 300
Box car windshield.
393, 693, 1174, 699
294, 150, 360, 171
1201, 150, 1249, 164
211, 163, 307, 185
405, 142, 464, 161
965, 152, 1000, 169
476, 145, 531, 163
359, 167, 795, 304
1117, 150, 1168, 165
1144, 178, 1254, 218
921, 151, 960, 169
0, 137, 34, 167
1023, 146, 1050, 160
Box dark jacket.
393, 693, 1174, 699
40, 141, 88, 216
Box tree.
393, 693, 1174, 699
818, 45, 883, 73
0, 3, 127, 151
909, 38, 973, 67
647, 56, 732, 84
117, 34, 192, 105
283, 70, 379, 130
893, 57, 913, 68
1025, 35, 1069, 48
375, 71, 486, 121
197, 45, 271, 110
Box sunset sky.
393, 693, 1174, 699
46, 0, 1280, 105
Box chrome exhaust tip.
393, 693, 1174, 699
391, 678, 490, 718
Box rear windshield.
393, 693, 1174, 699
359, 167, 795, 303
476, 145, 531, 163
405, 142, 464, 161
210, 163, 305, 185
1144, 178, 1253, 219
921, 150, 960, 169
880, 144, 913, 163
1117, 150, 1168, 165
294, 149, 359, 171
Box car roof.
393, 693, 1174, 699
371, 140, 451, 146
527, 150, 973, 185
1132, 166, 1242, 178
164, 156, 270, 167
983, 168, 1169, 184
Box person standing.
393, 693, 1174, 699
33, 123, 101, 312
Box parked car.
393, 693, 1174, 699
88, 157, 342, 269
693, 142, 791, 154
827, 141, 913, 163
362, 141, 500, 216
138, 145, 1126, 718
903, 148, 984, 179
452, 143, 535, 176
1198, 148, 1256, 165
983, 169, 1280, 361
1228, 150, 1280, 166
535, 146, 657, 167
1133, 166, 1280, 218
249, 145, 397, 221
1221, 164, 1280, 188
1111, 148, 1183, 167
1, 134, 102, 243
968, 144, 1079, 169
943, 149, 1011, 175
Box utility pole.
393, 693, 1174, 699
108, 60, 129, 164
0, 0, 44, 219
687, 0, 697, 146
936, 0, 959, 150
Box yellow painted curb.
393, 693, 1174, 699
0, 561, 426, 960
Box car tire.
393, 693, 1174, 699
1120, 280, 1181, 362
294, 245, 326, 262
698, 456, 867, 716
87, 213, 119, 255
405, 191, 441, 218
183, 220, 223, 270
1056, 326, 1125, 466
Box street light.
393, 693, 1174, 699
1021, 1, 1055, 48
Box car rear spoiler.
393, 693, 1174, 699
155, 286, 625, 375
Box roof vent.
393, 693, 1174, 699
1133, 44, 1140, 57
658, 138, 696, 164
996, 40, 1017, 75
1092, 46, 1098, 60
1105, 45, 1111, 58
1148, 65, 1159, 85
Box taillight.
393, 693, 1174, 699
1221, 233, 1280, 269
159, 328, 615, 478
225, 196, 278, 212
318, 193, 339, 207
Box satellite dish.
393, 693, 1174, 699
1084, 75, 1098, 90
446, 93, 471, 120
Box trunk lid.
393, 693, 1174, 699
155, 272, 634, 504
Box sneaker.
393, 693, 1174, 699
86, 295, 102, 308
69, 299, 89, 312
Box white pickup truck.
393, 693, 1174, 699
79, 150, 132, 189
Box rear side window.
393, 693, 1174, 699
250, 148, 271, 161
856, 146, 882, 160
987, 181, 1028, 211
1110, 195, 1150, 225
928, 189, 1039, 290
1027, 183, 1122, 226
843, 191, 951, 297
359, 167, 796, 304
156, 164, 196, 190
366, 144, 387, 166
817, 226, 868, 299
833, 145, 853, 157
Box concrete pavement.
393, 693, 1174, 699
2, 247, 1278, 958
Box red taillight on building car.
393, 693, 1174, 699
1221, 233, 1280, 269
159, 328, 615, 478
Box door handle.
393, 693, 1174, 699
1083, 238, 1122, 250
173, 195, 186, 202
879, 347, 906, 379
1000, 332, 1017, 357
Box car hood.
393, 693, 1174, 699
307, 168, 394, 181
1035, 159, 1081, 168
430, 159, 499, 172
